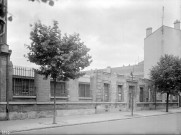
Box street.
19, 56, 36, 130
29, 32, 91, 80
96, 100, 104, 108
15, 113, 181, 134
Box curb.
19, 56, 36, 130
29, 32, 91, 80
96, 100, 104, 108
11, 111, 181, 134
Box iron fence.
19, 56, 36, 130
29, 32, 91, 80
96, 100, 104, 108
13, 66, 36, 96
13, 66, 34, 77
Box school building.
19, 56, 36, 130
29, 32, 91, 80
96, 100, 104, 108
0, 20, 180, 120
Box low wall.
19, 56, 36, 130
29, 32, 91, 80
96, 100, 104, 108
0, 102, 179, 120
0, 102, 127, 120
137, 102, 179, 110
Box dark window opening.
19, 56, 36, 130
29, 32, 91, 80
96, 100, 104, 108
104, 83, 110, 102
79, 83, 91, 97
51, 81, 67, 97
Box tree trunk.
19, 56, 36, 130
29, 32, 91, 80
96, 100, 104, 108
53, 78, 57, 124
155, 87, 157, 110
166, 93, 169, 112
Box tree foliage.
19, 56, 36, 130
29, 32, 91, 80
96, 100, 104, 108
26, 20, 92, 81
150, 54, 181, 95
0, 0, 55, 22
29, 0, 55, 6
150, 54, 181, 112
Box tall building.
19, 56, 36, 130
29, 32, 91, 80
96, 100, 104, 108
144, 20, 181, 79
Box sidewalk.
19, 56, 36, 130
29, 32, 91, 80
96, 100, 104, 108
0, 107, 181, 134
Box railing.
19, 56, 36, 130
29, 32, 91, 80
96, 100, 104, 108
13, 66, 34, 77
13, 66, 36, 97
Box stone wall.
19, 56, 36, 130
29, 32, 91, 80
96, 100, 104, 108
0, 102, 179, 120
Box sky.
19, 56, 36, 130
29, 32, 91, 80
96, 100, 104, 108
7, 0, 181, 70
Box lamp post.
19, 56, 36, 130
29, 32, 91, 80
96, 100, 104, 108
155, 86, 157, 110
130, 71, 134, 116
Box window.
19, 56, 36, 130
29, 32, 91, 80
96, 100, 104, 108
157, 93, 162, 101
50, 81, 66, 97
13, 78, 35, 96
117, 85, 124, 102
140, 87, 144, 102
79, 83, 91, 97
172, 95, 178, 102
104, 83, 110, 102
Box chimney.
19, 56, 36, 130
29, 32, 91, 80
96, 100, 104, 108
146, 27, 152, 37
106, 66, 111, 73
174, 20, 180, 30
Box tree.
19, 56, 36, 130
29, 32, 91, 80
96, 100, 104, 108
0, 0, 55, 22
26, 20, 92, 123
150, 54, 181, 112
29, 0, 55, 6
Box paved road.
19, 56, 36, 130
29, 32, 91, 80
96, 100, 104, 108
16, 113, 181, 134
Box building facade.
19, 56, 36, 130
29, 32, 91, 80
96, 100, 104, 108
0, 16, 180, 120
144, 20, 181, 79
0, 65, 179, 120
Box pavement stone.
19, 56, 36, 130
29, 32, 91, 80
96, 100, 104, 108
0, 107, 181, 134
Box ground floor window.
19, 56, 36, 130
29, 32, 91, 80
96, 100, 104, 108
50, 81, 66, 97
13, 77, 35, 96
140, 87, 144, 102
172, 95, 178, 102
79, 83, 91, 97
157, 93, 162, 101
104, 83, 110, 102
117, 85, 124, 102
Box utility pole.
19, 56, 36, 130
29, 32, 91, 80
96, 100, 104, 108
161, 6, 164, 27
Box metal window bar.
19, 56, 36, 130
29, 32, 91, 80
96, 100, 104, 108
13, 66, 35, 96
13, 78, 36, 96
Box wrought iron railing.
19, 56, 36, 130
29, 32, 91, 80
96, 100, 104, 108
13, 66, 34, 77
13, 66, 36, 96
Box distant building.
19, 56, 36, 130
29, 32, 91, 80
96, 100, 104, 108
144, 20, 181, 79
86, 61, 144, 78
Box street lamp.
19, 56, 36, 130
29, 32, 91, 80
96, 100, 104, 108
130, 71, 134, 116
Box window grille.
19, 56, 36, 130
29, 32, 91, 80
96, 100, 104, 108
13, 78, 35, 96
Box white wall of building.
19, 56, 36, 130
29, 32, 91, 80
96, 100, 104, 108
144, 22, 181, 79
144, 27, 163, 79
